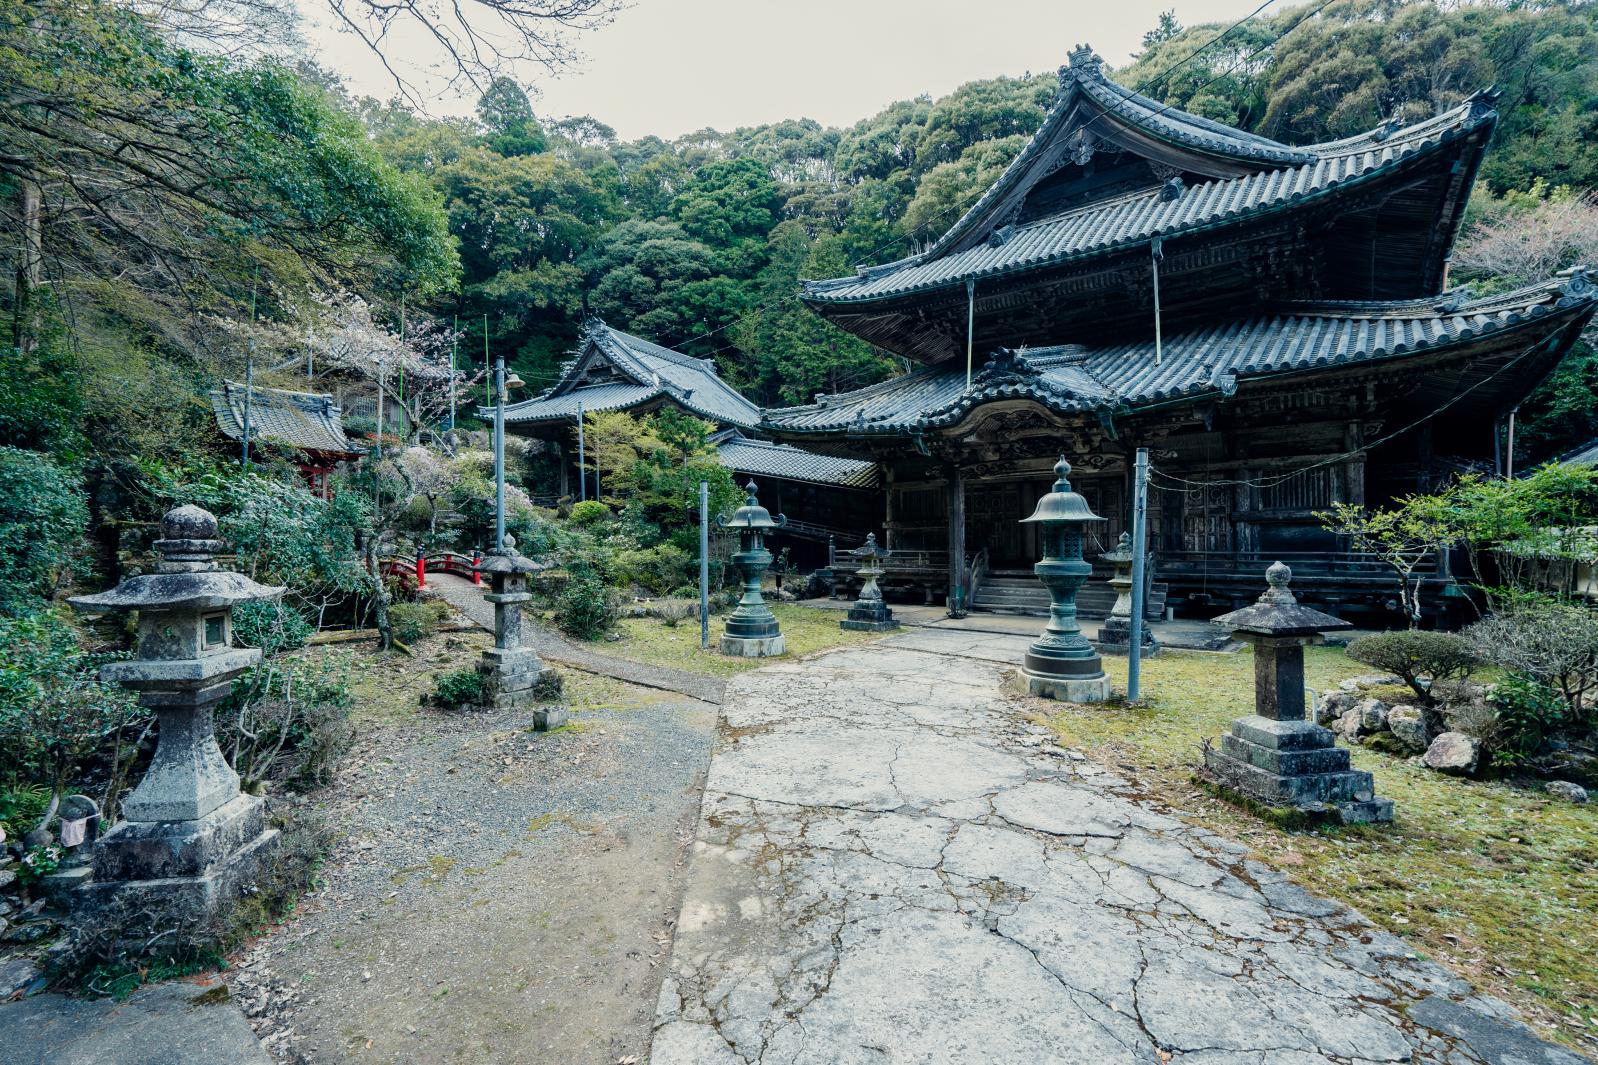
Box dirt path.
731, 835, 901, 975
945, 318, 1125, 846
429, 574, 725, 705
238, 632, 716, 1064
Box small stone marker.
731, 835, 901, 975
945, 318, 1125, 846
68, 504, 285, 930
716, 480, 787, 657
477, 534, 564, 729
1204, 562, 1394, 824
39, 795, 99, 895
1096, 532, 1156, 656
840, 534, 899, 632
1018, 458, 1111, 703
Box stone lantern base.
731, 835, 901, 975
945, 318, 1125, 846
1097, 614, 1157, 656
719, 633, 786, 657
1021, 670, 1112, 703
840, 598, 899, 632
75, 794, 280, 933
1203, 716, 1395, 824
478, 648, 566, 730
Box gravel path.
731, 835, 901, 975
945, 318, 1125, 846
236, 633, 717, 1064
652, 633, 1590, 1064
430, 574, 725, 705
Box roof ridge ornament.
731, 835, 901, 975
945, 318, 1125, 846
1466, 84, 1502, 121
1063, 44, 1102, 83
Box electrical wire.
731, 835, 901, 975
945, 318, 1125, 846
1145, 337, 1550, 493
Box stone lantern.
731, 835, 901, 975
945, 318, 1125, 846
840, 534, 899, 632
67, 504, 283, 924
717, 480, 787, 657
1205, 562, 1393, 824
477, 534, 563, 730
1019, 457, 1111, 702
1097, 532, 1157, 656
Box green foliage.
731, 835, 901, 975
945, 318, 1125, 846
1488, 673, 1567, 764
1346, 631, 1478, 705
0, 612, 144, 804
1467, 602, 1598, 726
476, 77, 547, 157
614, 544, 693, 596
0, 447, 87, 615
17, 843, 64, 885
388, 601, 450, 644
0, 784, 52, 839
428, 668, 486, 711
0, 304, 82, 455
555, 565, 618, 640
233, 600, 314, 655
1318, 497, 1454, 626
568, 499, 611, 526
218, 651, 354, 791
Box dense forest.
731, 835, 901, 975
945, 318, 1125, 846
4, 0, 1597, 486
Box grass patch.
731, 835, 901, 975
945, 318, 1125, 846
1037, 646, 1598, 1051
606, 604, 881, 677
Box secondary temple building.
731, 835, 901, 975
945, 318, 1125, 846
763, 47, 1598, 624
499, 319, 879, 562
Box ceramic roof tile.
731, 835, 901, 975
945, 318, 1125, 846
713, 432, 878, 489
211, 382, 361, 455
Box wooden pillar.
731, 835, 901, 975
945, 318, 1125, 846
557, 441, 569, 499
1342, 422, 1366, 506
883, 466, 896, 549
947, 463, 967, 616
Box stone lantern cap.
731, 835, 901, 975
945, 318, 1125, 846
848, 533, 891, 562
1212, 561, 1351, 637
718, 480, 787, 531
478, 534, 545, 575
69, 505, 283, 615
1021, 458, 1106, 525
1100, 531, 1134, 564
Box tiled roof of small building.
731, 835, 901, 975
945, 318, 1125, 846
1557, 437, 1598, 467
211, 381, 361, 456
499, 321, 760, 429
713, 431, 878, 489
805, 96, 1492, 306
769, 270, 1598, 435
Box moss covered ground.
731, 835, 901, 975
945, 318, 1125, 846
1039, 645, 1598, 1052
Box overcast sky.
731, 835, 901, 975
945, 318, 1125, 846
300, 0, 1268, 139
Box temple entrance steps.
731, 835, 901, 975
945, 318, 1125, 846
972, 569, 1168, 619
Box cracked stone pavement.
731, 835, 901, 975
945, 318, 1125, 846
648, 637, 1591, 1065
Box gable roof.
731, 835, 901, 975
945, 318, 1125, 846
771, 270, 1598, 435
805, 79, 1496, 307
211, 381, 362, 457
499, 321, 760, 429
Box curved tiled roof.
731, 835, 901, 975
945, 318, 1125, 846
806, 95, 1492, 306
713, 431, 878, 489
211, 381, 361, 456
496, 321, 760, 429
770, 270, 1598, 435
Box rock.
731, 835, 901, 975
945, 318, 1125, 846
21, 828, 50, 850
1423, 731, 1480, 775
1355, 698, 1389, 732
0, 956, 41, 996
0, 868, 14, 892
6, 919, 57, 944
1337, 706, 1365, 738
1546, 780, 1588, 804
1387, 706, 1430, 753
1342, 673, 1400, 691
1315, 691, 1355, 726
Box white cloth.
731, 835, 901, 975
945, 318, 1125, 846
59, 816, 88, 848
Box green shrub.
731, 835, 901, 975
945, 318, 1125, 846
556, 565, 618, 640
1466, 603, 1598, 726
429, 668, 485, 710
615, 543, 693, 595
0, 447, 87, 614
568, 499, 610, 526
1346, 631, 1478, 704
388, 601, 443, 644
217, 651, 354, 791
233, 600, 314, 655
1488, 673, 1567, 765
0, 784, 51, 839
532, 670, 564, 702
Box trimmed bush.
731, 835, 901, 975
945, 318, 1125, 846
556, 565, 618, 640
1466, 604, 1598, 725
568, 499, 610, 526
1346, 631, 1478, 704
429, 668, 485, 710
1488, 673, 1567, 764
388, 601, 447, 644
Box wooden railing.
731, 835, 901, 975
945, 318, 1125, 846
377, 549, 485, 588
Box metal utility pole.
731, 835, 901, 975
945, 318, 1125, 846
494, 347, 507, 550
699, 480, 710, 650
1505, 405, 1520, 479
448, 315, 458, 432
241, 352, 253, 469
1127, 448, 1150, 702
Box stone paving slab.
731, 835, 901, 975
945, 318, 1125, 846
430, 574, 726, 704
3, 981, 271, 1065
649, 638, 1592, 1064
